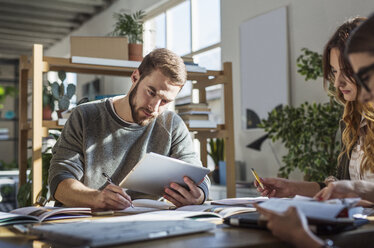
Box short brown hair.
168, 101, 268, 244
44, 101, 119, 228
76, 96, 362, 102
137, 48, 187, 86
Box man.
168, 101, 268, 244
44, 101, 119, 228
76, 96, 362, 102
49, 48, 210, 210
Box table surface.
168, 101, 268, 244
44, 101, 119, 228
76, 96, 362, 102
1, 220, 374, 248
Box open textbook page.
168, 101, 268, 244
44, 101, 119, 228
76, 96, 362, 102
0, 206, 91, 226
258, 196, 361, 221
211, 197, 268, 206
93, 204, 256, 223
140, 204, 256, 220
93, 199, 176, 215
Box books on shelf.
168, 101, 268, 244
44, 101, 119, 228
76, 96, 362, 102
0, 128, 9, 140
185, 120, 217, 128
0, 206, 92, 226
71, 56, 207, 73
175, 103, 217, 128
175, 103, 209, 109
180, 114, 209, 121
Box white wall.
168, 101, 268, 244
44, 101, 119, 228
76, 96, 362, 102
221, 0, 374, 180
45, 0, 160, 98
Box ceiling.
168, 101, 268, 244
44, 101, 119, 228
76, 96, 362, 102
0, 0, 115, 59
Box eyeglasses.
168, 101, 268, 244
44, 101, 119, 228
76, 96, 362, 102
354, 62, 374, 92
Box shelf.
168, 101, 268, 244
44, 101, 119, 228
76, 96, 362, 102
20, 120, 64, 131
0, 118, 18, 121
0, 79, 17, 84
26, 56, 223, 79
0, 138, 18, 141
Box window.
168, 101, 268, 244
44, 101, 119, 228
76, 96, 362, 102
144, 0, 221, 68
144, 0, 221, 106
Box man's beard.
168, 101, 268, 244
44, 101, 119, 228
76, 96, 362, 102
129, 82, 157, 126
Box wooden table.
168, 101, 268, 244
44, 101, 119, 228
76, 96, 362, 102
1, 221, 374, 248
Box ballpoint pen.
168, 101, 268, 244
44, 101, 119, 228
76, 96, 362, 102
250, 168, 264, 190
102, 172, 134, 208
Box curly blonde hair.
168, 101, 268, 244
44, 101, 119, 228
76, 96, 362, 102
322, 17, 374, 174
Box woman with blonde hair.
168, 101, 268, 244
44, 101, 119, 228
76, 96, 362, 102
255, 16, 374, 198
322, 16, 374, 183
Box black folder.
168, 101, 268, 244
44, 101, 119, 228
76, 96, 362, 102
223, 212, 369, 235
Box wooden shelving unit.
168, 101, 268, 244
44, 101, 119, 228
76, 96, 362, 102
19, 44, 236, 203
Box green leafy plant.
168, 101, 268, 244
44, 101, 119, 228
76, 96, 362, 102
296, 48, 323, 81
51, 71, 76, 111
0, 160, 18, 170
112, 10, 146, 44
17, 133, 59, 207
259, 48, 343, 182
208, 138, 225, 168
0, 85, 17, 109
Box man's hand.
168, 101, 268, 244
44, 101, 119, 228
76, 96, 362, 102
95, 183, 133, 210
314, 180, 359, 201
163, 176, 204, 207
254, 177, 295, 198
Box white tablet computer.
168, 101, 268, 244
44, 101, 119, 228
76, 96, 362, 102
119, 152, 211, 196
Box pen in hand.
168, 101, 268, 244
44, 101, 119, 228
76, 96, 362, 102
102, 172, 134, 208
251, 168, 265, 190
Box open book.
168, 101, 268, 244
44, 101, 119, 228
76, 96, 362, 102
0, 206, 91, 226
258, 196, 361, 221
211, 197, 269, 206
93, 199, 176, 215
136, 204, 257, 220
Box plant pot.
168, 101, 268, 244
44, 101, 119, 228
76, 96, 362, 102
43, 105, 53, 120
212, 168, 220, 184
219, 161, 226, 185
128, 43, 143, 61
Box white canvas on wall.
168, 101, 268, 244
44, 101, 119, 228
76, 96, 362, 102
240, 7, 289, 130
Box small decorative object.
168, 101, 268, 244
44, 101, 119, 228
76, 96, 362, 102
50, 71, 76, 118
4, 110, 15, 119
246, 109, 260, 129
43, 83, 54, 120
208, 138, 225, 184
112, 10, 145, 61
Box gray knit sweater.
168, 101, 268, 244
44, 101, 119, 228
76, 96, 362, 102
48, 98, 210, 202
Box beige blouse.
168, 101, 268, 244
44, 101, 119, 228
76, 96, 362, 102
349, 119, 374, 181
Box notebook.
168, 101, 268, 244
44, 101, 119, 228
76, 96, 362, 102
28, 219, 215, 247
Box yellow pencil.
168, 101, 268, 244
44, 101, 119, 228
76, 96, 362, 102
251, 168, 264, 189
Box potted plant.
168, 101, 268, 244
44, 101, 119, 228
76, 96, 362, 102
259, 48, 343, 182
208, 138, 225, 184
17, 132, 59, 207
50, 71, 76, 118
112, 10, 145, 61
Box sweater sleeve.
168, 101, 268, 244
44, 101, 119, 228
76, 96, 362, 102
48, 107, 85, 199
170, 114, 211, 202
